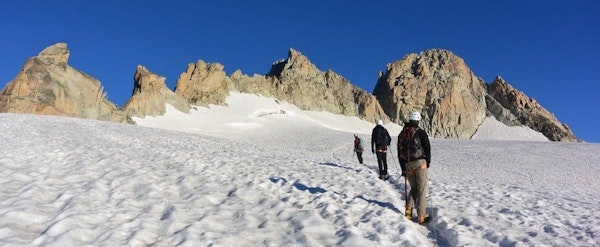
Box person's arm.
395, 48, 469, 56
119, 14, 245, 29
385, 129, 391, 146
371, 129, 376, 153
420, 130, 431, 167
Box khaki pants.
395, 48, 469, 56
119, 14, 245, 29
406, 159, 428, 218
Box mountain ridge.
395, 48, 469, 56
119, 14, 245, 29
0, 43, 579, 142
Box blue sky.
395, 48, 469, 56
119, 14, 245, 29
1, 1, 598, 142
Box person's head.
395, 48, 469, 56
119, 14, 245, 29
354, 134, 358, 138
377, 119, 383, 126
408, 111, 421, 126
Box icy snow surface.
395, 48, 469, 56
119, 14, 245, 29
1, 92, 598, 246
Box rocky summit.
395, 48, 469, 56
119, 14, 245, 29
373, 49, 578, 142
487, 76, 578, 142
374, 49, 488, 139
0, 43, 128, 123
264, 49, 388, 123
123, 65, 190, 118
0, 43, 580, 142
171, 48, 388, 123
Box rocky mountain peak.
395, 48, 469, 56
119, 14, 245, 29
267, 48, 320, 78
174, 60, 230, 106
123, 65, 190, 118
487, 76, 578, 141
132, 65, 169, 94
0, 43, 127, 123
374, 48, 488, 139
262, 48, 388, 122
37, 42, 70, 65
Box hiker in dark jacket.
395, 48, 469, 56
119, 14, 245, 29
353, 134, 364, 164
397, 111, 431, 224
371, 119, 391, 180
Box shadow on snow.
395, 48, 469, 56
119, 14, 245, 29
269, 177, 327, 194
355, 195, 401, 213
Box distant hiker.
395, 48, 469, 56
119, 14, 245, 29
371, 119, 391, 180
397, 111, 431, 224
353, 134, 364, 164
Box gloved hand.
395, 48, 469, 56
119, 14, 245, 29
427, 162, 430, 168
371, 148, 375, 154
401, 171, 407, 177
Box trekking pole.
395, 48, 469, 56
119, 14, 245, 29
404, 175, 408, 209
391, 144, 409, 218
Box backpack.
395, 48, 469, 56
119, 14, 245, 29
397, 126, 424, 161
354, 137, 364, 151
375, 127, 391, 146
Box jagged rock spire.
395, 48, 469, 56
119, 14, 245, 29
123, 65, 190, 117
37, 42, 70, 65
0, 43, 127, 123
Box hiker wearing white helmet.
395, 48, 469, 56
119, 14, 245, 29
371, 119, 391, 180
397, 110, 432, 224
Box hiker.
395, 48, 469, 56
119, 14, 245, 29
353, 134, 364, 164
371, 119, 391, 180
397, 111, 431, 224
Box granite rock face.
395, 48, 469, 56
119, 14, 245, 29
265, 49, 388, 123
373, 49, 578, 141
0, 43, 128, 123
123, 65, 190, 118
172, 48, 388, 123
487, 76, 578, 142
0, 44, 580, 141
373, 49, 488, 139
174, 60, 231, 107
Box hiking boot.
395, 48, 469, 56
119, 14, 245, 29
405, 208, 412, 220
418, 213, 430, 224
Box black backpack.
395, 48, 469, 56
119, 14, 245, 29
397, 126, 424, 161
375, 127, 391, 146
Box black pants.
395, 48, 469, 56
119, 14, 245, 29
356, 151, 363, 164
376, 151, 388, 176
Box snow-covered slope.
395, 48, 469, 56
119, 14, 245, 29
472, 117, 549, 141
1, 93, 598, 246
132, 93, 398, 138
133, 92, 545, 142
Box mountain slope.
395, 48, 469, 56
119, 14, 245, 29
1, 107, 598, 246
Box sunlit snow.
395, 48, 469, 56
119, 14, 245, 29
1, 92, 598, 246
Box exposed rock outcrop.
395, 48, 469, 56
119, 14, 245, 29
123, 65, 190, 118
0, 43, 128, 123
374, 49, 488, 138
264, 49, 388, 123
487, 76, 578, 142
485, 94, 521, 126
173, 48, 388, 123
174, 60, 231, 107
0, 43, 579, 142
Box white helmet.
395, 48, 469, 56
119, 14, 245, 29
377, 119, 383, 125
408, 111, 421, 121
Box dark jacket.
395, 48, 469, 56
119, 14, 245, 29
371, 125, 391, 151
354, 137, 364, 152
397, 121, 431, 167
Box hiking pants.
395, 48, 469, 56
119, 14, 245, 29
375, 150, 388, 176
406, 159, 428, 217
356, 151, 363, 164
